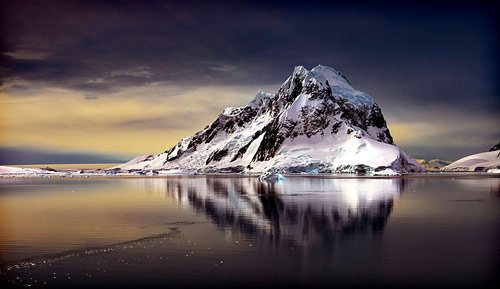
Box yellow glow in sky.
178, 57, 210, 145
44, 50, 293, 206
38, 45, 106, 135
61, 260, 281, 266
0, 83, 277, 157
1, 82, 495, 160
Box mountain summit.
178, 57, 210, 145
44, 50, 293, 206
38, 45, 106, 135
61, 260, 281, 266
117, 65, 423, 175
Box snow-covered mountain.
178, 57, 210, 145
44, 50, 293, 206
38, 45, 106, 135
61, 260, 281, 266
0, 166, 61, 176
116, 65, 423, 175
443, 146, 500, 172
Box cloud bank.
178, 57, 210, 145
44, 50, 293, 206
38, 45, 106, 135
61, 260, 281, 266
0, 0, 498, 161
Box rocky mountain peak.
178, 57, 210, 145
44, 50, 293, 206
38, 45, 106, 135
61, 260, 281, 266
117, 65, 423, 175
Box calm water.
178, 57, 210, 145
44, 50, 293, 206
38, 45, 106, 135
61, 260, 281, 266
0, 176, 498, 288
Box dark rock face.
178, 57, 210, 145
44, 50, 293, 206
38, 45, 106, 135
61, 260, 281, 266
179, 106, 262, 155
206, 148, 229, 165
252, 118, 284, 162
489, 141, 500, 152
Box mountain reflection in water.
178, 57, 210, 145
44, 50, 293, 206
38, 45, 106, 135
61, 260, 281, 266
2, 176, 498, 288
149, 177, 410, 246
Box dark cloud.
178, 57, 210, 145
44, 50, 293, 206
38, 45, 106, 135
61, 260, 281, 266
0, 0, 498, 160
1, 1, 495, 94
398, 120, 500, 160
0, 147, 127, 165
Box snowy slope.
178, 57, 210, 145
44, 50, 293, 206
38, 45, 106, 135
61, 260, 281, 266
0, 166, 61, 176
116, 65, 423, 174
442, 150, 500, 172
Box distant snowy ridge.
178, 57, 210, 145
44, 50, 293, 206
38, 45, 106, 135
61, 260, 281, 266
442, 150, 500, 172
116, 65, 423, 175
417, 159, 451, 171
0, 166, 61, 176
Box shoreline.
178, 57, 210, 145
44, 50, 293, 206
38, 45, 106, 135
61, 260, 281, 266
1, 171, 499, 180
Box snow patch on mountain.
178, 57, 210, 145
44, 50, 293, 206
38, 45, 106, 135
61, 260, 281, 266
442, 150, 500, 172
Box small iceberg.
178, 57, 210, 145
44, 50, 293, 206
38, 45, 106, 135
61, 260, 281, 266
372, 168, 401, 176
259, 171, 286, 182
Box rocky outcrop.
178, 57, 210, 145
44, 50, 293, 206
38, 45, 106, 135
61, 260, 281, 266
417, 159, 451, 171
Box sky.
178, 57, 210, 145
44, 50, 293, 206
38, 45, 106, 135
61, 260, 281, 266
0, 0, 498, 164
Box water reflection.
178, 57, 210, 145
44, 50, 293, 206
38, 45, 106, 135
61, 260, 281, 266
149, 177, 412, 245
455, 178, 500, 198
2, 177, 497, 288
